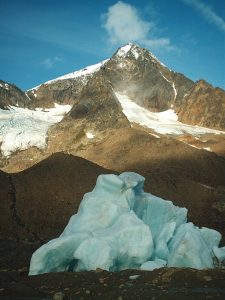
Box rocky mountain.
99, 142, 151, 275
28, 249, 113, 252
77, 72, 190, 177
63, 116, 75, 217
1, 44, 224, 131
26, 60, 109, 108
0, 43, 225, 171
100, 44, 194, 112
25, 43, 225, 131
178, 80, 225, 130
69, 73, 129, 131
25, 44, 194, 115
27, 44, 194, 112
0, 80, 30, 109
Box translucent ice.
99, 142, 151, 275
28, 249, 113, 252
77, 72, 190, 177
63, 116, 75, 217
167, 223, 213, 269
141, 259, 166, 271
29, 172, 225, 275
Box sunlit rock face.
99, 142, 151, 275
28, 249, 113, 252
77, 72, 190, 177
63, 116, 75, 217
29, 172, 225, 275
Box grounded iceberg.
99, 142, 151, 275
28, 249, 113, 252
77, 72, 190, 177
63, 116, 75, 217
29, 172, 225, 275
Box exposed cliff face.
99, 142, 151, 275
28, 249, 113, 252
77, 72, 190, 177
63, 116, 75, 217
0, 80, 30, 109
177, 80, 225, 130
69, 73, 129, 130
25, 44, 194, 114
102, 44, 194, 112
26, 60, 109, 108
27, 79, 84, 108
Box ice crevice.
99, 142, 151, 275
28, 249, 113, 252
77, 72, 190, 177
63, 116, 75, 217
29, 172, 225, 275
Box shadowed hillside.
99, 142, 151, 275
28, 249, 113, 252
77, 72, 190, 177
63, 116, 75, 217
0, 153, 115, 241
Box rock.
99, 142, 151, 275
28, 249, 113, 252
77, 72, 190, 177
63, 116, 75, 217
0, 80, 30, 109
52, 291, 67, 300
177, 80, 225, 130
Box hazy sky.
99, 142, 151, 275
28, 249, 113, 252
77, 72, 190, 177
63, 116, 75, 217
0, 0, 225, 90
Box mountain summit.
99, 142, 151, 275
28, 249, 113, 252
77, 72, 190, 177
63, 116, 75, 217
27, 43, 193, 112
0, 43, 225, 165
1, 43, 224, 130
23, 43, 224, 130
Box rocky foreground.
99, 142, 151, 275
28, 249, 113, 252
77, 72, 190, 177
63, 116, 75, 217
1, 238, 225, 300
1, 151, 225, 299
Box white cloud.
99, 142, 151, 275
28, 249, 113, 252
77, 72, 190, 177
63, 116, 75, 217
181, 0, 225, 32
102, 1, 175, 50
40, 56, 63, 69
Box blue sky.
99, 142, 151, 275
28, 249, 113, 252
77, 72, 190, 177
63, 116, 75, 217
0, 0, 224, 90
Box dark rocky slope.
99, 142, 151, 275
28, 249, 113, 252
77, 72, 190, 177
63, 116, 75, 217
0, 80, 30, 109
1, 265, 225, 299
101, 44, 194, 112
68, 73, 130, 130
0, 153, 115, 241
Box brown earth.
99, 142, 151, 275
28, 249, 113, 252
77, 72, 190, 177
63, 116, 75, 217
177, 134, 225, 158
0, 153, 116, 241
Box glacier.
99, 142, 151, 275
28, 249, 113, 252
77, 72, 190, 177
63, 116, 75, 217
29, 172, 225, 275
0, 104, 71, 157
114, 91, 224, 136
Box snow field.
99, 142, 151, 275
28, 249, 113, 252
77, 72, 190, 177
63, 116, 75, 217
115, 92, 224, 136
0, 104, 72, 157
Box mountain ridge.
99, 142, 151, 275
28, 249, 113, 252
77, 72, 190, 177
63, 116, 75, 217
0, 43, 225, 166
1, 43, 224, 131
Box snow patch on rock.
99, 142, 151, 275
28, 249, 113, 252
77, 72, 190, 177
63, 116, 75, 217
30, 59, 109, 90
116, 44, 133, 58
0, 82, 9, 90
86, 132, 95, 139
159, 72, 177, 100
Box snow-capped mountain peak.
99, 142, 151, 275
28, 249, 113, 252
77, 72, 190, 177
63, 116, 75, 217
30, 59, 109, 91
114, 43, 167, 68
115, 43, 138, 58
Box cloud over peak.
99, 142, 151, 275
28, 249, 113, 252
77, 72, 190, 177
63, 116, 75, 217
102, 1, 175, 51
